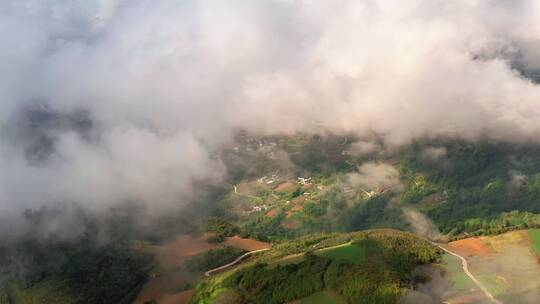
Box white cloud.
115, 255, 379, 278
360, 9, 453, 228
2, 1, 540, 213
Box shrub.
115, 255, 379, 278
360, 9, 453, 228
224, 254, 330, 304
203, 218, 240, 237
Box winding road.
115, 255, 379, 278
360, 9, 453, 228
204, 248, 271, 277
437, 244, 503, 304
203, 232, 503, 304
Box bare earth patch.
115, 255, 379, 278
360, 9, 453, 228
445, 293, 491, 304
285, 202, 303, 219
176, 289, 196, 303
266, 208, 279, 218
293, 196, 306, 204
483, 230, 531, 253
134, 273, 194, 304
275, 181, 296, 193
291, 202, 304, 212
224, 236, 271, 251
448, 238, 493, 257
134, 235, 218, 304
283, 219, 299, 229
155, 234, 219, 268
445, 230, 540, 304
467, 231, 540, 303
135, 234, 269, 304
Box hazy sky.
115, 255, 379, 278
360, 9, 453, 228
2, 0, 540, 213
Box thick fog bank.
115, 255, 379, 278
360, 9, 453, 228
2, 1, 540, 215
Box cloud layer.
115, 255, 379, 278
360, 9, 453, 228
2, 0, 540, 212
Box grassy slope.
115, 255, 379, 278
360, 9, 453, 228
300, 291, 339, 304
189, 271, 236, 304
315, 243, 365, 264
267, 254, 305, 269
191, 229, 441, 304
476, 230, 540, 301
442, 253, 476, 292
269, 243, 365, 269
528, 229, 540, 256
442, 230, 540, 303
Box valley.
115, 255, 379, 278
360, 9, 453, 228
7, 135, 540, 304
5, 2, 540, 304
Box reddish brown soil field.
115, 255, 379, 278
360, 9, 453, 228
156, 234, 219, 268
135, 234, 270, 304
275, 181, 296, 193
291, 202, 303, 212
293, 195, 306, 203
134, 273, 194, 304
283, 219, 299, 229
135, 235, 217, 304
266, 208, 279, 218
285, 202, 303, 219
302, 183, 314, 190
224, 236, 271, 251
447, 238, 493, 257
176, 290, 196, 303
445, 292, 488, 304
139, 288, 194, 304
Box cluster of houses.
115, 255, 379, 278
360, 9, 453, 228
246, 175, 314, 215
251, 205, 268, 212
233, 136, 278, 153
257, 174, 279, 185
297, 177, 312, 185
242, 204, 269, 215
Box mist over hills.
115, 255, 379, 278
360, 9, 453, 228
4, 1, 540, 303
3, 1, 540, 218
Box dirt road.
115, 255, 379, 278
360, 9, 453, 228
438, 245, 503, 304
205, 248, 271, 277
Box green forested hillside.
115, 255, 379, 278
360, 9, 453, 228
220, 136, 540, 240
0, 242, 151, 304
0, 207, 153, 304
8, 136, 540, 303
191, 229, 441, 304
